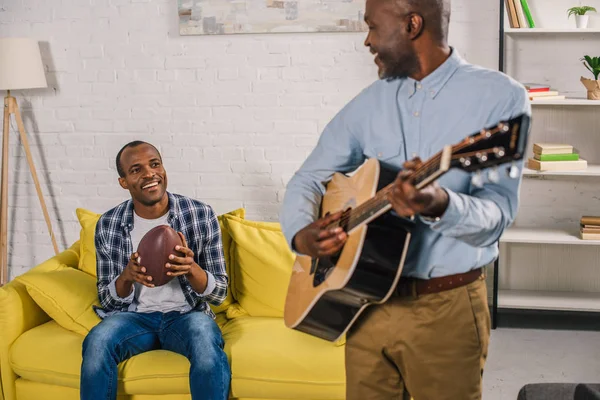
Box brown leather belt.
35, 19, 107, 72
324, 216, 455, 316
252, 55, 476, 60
394, 267, 484, 297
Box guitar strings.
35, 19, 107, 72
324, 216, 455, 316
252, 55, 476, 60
330, 125, 503, 230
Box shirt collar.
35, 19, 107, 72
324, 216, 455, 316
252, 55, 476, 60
405, 46, 463, 99
121, 191, 181, 231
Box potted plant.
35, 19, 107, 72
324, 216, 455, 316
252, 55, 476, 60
568, 6, 597, 28
580, 56, 600, 100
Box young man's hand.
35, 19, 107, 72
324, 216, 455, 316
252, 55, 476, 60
168, 232, 208, 293
116, 252, 154, 297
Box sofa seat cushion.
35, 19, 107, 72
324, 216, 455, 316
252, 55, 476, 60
222, 316, 345, 399
10, 321, 196, 395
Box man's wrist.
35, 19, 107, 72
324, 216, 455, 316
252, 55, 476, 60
189, 263, 209, 294
422, 188, 449, 218
191, 263, 207, 282
115, 274, 134, 297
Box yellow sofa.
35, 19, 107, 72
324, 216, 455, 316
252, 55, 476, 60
0, 208, 346, 400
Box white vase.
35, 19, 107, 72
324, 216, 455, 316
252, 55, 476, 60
575, 14, 589, 28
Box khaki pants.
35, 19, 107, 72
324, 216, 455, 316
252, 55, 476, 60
345, 276, 490, 400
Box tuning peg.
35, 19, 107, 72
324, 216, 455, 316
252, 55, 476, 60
460, 157, 472, 167
471, 171, 484, 188
506, 162, 520, 179
488, 167, 500, 183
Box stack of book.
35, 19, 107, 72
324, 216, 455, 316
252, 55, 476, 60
524, 83, 566, 101
527, 143, 587, 171
580, 216, 600, 240
505, 0, 535, 28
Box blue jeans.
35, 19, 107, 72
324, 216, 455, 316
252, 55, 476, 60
80, 310, 231, 400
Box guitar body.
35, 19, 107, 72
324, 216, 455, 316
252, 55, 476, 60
283, 158, 415, 342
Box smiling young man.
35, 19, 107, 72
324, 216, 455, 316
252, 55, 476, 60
280, 0, 531, 399
80, 141, 231, 400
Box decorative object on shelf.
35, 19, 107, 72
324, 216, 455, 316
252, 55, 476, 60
580, 216, 600, 239
0, 38, 59, 286
580, 55, 600, 99
567, 6, 596, 28
177, 0, 367, 35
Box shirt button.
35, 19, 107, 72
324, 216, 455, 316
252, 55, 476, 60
416, 83, 422, 89
414, 111, 420, 117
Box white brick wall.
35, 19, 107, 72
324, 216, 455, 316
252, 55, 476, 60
0, 0, 499, 277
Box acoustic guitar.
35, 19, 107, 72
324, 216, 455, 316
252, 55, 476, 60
283, 113, 531, 342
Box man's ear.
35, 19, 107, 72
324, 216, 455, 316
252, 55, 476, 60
407, 13, 424, 40
118, 177, 128, 190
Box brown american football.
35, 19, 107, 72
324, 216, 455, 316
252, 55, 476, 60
137, 225, 185, 287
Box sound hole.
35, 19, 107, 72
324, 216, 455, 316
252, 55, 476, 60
312, 247, 343, 287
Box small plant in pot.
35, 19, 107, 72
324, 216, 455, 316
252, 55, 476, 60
580, 56, 600, 100
568, 6, 596, 28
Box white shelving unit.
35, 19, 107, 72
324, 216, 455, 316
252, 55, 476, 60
495, 0, 600, 327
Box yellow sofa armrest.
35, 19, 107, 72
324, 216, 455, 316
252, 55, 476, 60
0, 241, 80, 400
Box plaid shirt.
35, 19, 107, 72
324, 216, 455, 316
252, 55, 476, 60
94, 192, 228, 319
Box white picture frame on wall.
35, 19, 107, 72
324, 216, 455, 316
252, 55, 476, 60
177, 0, 368, 35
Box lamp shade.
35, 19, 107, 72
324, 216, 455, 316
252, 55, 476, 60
0, 38, 47, 91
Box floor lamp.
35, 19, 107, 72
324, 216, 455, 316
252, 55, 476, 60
0, 38, 58, 286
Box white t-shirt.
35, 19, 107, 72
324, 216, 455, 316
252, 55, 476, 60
130, 211, 190, 313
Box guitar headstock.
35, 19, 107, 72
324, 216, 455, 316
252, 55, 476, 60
410, 113, 531, 190
447, 113, 531, 178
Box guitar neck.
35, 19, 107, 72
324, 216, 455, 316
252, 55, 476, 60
332, 114, 529, 234
343, 148, 451, 233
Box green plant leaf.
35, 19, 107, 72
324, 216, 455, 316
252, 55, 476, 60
568, 5, 597, 16
581, 55, 600, 80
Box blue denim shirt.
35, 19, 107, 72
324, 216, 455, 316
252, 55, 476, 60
279, 48, 531, 279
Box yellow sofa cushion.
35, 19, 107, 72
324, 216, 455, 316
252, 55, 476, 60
222, 316, 345, 399
222, 215, 295, 318
212, 207, 245, 315
15, 267, 101, 336
76, 208, 101, 277
9, 321, 191, 395
10, 317, 345, 399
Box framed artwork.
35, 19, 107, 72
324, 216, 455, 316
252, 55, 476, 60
178, 0, 367, 35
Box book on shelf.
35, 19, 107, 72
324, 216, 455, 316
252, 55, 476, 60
581, 232, 600, 240
581, 216, 600, 226
528, 158, 588, 171
524, 83, 550, 92
534, 153, 579, 161
533, 143, 573, 155
582, 227, 600, 233
505, 0, 535, 28
529, 92, 566, 101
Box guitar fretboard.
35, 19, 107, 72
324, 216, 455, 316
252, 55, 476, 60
342, 155, 443, 232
